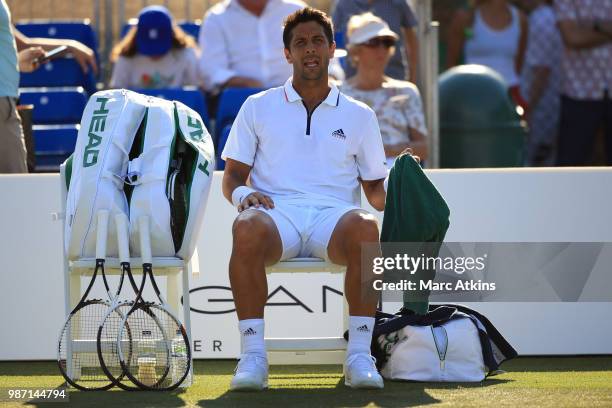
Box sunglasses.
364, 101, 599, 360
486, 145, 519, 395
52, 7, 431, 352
361, 37, 396, 48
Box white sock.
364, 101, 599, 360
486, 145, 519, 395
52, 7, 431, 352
347, 316, 375, 356
238, 318, 266, 356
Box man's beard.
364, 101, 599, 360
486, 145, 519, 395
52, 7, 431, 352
298, 60, 327, 81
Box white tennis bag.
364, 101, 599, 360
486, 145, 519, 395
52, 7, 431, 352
65, 89, 214, 261
379, 318, 487, 382
64, 89, 148, 259
128, 100, 215, 259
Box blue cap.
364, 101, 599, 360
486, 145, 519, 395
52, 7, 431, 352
136, 6, 173, 56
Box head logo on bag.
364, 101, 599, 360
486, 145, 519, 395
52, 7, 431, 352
83, 97, 110, 168
65, 90, 215, 261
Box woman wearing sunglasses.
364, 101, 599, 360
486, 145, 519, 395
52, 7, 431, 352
339, 13, 428, 168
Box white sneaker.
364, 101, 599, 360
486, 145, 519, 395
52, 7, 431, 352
344, 353, 384, 389
230, 353, 269, 391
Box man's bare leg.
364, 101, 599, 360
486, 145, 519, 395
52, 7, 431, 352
327, 209, 384, 389
327, 210, 380, 316
229, 210, 282, 391
229, 210, 283, 319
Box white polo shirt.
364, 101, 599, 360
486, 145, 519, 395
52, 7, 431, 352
222, 78, 388, 206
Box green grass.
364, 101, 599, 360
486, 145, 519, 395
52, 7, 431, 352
1, 357, 611, 407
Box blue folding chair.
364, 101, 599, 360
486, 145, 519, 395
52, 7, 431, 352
16, 20, 100, 73
33, 124, 79, 171
20, 88, 87, 125
179, 21, 201, 39
20, 59, 97, 95
215, 87, 262, 142
134, 87, 209, 129
334, 31, 346, 49
215, 124, 233, 170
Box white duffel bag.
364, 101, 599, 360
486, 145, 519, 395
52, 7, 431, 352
64, 89, 148, 259
128, 100, 215, 259
379, 318, 487, 382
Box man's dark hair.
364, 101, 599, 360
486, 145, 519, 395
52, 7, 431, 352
283, 7, 334, 49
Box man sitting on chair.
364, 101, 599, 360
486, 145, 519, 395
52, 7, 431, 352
221, 7, 388, 391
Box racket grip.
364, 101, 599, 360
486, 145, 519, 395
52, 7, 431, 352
95, 210, 109, 260
139, 215, 152, 264
115, 213, 130, 263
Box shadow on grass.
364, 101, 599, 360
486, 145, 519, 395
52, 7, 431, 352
0, 361, 61, 377
197, 376, 511, 408
28, 389, 188, 408
504, 356, 612, 372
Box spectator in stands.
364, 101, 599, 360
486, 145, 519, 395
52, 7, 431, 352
110, 6, 201, 89
198, 0, 306, 92
520, 0, 561, 166
339, 13, 428, 168
447, 0, 528, 110
555, 0, 612, 166
1, 0, 96, 173
332, 0, 419, 82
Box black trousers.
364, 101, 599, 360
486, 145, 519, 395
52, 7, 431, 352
556, 92, 612, 166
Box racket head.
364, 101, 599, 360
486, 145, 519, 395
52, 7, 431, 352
97, 301, 140, 391
117, 302, 191, 390
58, 299, 115, 391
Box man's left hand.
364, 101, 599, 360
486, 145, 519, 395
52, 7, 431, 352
398, 147, 420, 163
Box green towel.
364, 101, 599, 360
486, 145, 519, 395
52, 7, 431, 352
381, 155, 451, 314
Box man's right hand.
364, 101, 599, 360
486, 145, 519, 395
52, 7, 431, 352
18, 47, 45, 72
238, 192, 275, 212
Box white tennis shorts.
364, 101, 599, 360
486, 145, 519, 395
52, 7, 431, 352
246, 199, 362, 261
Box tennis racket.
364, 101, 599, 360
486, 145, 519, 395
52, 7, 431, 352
96, 212, 142, 390
117, 215, 191, 390
58, 210, 115, 391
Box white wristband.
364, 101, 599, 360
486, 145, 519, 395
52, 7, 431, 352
231, 186, 256, 207
383, 168, 391, 193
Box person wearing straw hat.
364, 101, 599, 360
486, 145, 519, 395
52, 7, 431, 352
340, 12, 428, 168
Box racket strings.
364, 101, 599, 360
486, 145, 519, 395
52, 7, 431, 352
98, 303, 138, 388
59, 301, 114, 390
119, 304, 189, 389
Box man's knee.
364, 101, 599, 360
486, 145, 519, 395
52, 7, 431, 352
345, 212, 379, 245
231, 211, 280, 261
233, 211, 274, 243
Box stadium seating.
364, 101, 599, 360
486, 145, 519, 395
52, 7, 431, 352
32, 124, 79, 171
19, 88, 87, 125
134, 87, 209, 128
215, 124, 232, 170
16, 20, 97, 51
215, 87, 262, 142
178, 21, 201, 39
20, 58, 97, 95
334, 31, 345, 49
15, 20, 100, 73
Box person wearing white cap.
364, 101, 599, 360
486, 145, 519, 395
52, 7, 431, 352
340, 13, 428, 168
221, 7, 390, 391
332, 0, 418, 82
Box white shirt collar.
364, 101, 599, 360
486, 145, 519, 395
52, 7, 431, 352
283, 78, 340, 107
